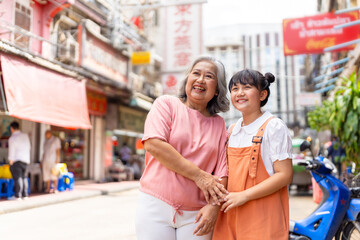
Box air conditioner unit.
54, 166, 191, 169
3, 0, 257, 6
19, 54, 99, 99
154, 82, 163, 97
135, 77, 144, 92
58, 34, 79, 63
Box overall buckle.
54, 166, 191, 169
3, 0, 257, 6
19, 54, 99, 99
252, 136, 263, 143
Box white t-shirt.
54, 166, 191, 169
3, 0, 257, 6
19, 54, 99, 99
8, 131, 31, 164
42, 136, 61, 163
228, 111, 293, 176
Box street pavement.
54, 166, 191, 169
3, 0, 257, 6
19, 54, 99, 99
289, 190, 318, 221
0, 180, 318, 222
0, 180, 140, 214
0, 182, 318, 240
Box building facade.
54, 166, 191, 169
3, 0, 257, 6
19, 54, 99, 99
205, 23, 307, 130
0, 0, 161, 188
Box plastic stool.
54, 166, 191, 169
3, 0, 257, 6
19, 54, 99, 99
57, 172, 74, 192
0, 178, 30, 199
64, 172, 74, 190
0, 179, 14, 199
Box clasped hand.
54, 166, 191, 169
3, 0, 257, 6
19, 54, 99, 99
195, 172, 227, 205
221, 191, 248, 213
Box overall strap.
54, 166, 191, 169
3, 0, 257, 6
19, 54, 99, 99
248, 117, 274, 179
226, 123, 236, 148
225, 123, 236, 172
228, 123, 236, 136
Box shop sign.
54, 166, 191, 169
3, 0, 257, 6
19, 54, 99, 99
161, 72, 183, 95
131, 51, 151, 65
283, 12, 360, 56
87, 89, 107, 116
119, 106, 147, 133
298, 92, 321, 107
80, 28, 128, 84
162, 3, 203, 94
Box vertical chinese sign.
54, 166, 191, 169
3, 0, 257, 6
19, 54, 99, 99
162, 3, 203, 95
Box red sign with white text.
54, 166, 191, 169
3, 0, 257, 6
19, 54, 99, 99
87, 89, 107, 116
283, 12, 360, 56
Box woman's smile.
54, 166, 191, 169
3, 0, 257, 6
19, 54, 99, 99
185, 61, 218, 112
193, 84, 206, 92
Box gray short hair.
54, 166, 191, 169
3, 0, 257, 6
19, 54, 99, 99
178, 56, 229, 115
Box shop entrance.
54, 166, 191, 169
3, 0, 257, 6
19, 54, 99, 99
50, 126, 88, 180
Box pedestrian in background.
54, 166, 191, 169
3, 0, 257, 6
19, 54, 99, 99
327, 136, 346, 176
213, 69, 293, 240
41, 130, 61, 193
119, 142, 131, 165
8, 121, 31, 200
136, 56, 230, 240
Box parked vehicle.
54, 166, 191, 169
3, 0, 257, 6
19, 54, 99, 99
289, 140, 360, 240
291, 138, 312, 192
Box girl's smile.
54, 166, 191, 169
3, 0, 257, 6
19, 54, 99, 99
231, 83, 262, 112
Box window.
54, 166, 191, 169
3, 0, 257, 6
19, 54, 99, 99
265, 33, 270, 47
14, 2, 32, 49
275, 33, 279, 46
231, 47, 239, 69
220, 46, 227, 62
207, 47, 215, 57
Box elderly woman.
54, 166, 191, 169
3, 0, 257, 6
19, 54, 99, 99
136, 56, 230, 240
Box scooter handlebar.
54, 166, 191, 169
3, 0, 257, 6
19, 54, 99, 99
297, 162, 308, 166
296, 160, 322, 171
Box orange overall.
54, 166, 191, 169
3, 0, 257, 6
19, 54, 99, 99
213, 118, 289, 240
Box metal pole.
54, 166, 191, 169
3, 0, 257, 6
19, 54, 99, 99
315, 77, 338, 89
313, 67, 344, 82
324, 39, 360, 52
314, 85, 335, 94
347, 0, 351, 8
334, 19, 360, 29
321, 57, 349, 70
285, 56, 290, 123
0, 73, 8, 113
335, 6, 360, 14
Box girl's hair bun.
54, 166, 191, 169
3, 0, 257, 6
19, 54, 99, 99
265, 72, 275, 84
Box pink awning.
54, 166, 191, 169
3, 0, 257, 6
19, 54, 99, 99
0, 54, 91, 129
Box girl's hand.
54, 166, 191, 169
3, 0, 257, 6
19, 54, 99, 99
194, 172, 227, 205
221, 192, 248, 213
193, 204, 219, 236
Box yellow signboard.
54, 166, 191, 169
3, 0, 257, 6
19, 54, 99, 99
131, 51, 151, 65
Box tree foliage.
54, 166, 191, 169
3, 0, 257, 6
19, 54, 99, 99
307, 72, 360, 166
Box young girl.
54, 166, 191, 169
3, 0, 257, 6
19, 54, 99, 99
213, 69, 293, 240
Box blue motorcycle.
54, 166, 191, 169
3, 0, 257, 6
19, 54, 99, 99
289, 140, 360, 240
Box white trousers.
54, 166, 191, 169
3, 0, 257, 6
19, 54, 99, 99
135, 191, 212, 240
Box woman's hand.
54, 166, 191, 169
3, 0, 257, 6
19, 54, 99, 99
221, 192, 248, 213
193, 204, 219, 236
194, 172, 228, 204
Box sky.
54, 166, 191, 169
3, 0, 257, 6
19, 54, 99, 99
203, 0, 318, 29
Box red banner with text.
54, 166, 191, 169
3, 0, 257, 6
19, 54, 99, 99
283, 12, 360, 56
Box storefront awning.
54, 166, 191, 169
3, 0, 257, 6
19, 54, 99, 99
0, 54, 91, 129
130, 97, 152, 111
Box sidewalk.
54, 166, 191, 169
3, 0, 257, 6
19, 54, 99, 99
0, 180, 140, 214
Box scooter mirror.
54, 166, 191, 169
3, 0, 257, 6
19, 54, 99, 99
300, 140, 311, 152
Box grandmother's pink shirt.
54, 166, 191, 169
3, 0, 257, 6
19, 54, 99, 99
140, 95, 228, 211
